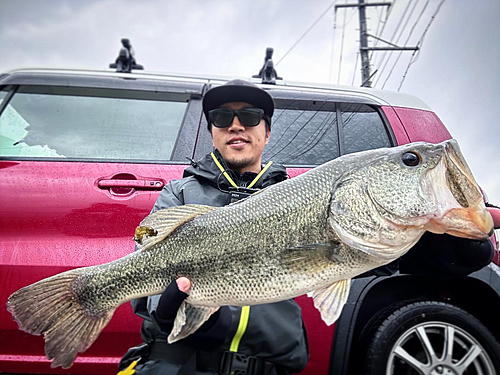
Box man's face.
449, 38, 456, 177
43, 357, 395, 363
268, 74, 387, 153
211, 101, 270, 173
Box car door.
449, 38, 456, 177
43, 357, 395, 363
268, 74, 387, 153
0, 78, 205, 374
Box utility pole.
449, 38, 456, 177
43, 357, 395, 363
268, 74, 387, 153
358, 0, 373, 88
335, 0, 419, 88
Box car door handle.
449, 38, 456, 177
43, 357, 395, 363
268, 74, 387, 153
98, 179, 165, 190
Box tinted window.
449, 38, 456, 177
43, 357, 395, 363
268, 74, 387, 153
0, 86, 189, 161
263, 100, 339, 166
0, 90, 7, 105
341, 103, 391, 155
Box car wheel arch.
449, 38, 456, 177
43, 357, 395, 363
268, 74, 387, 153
329, 266, 500, 374
364, 301, 500, 374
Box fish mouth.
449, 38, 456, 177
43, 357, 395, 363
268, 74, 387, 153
443, 140, 482, 208
424, 140, 493, 240
424, 202, 494, 240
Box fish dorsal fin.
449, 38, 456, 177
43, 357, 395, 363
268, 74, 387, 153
168, 302, 219, 343
134, 204, 215, 251
307, 279, 351, 325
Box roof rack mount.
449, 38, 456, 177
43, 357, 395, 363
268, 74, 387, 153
109, 38, 144, 73
253, 47, 282, 85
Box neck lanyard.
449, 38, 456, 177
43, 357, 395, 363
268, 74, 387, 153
210, 152, 273, 189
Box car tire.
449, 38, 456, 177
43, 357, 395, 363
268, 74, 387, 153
364, 301, 500, 375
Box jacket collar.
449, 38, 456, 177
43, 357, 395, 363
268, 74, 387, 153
183, 149, 287, 190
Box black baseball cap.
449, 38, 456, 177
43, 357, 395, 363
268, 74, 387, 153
202, 79, 274, 127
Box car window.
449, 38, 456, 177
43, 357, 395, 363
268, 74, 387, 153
340, 103, 391, 155
195, 98, 393, 167
0, 90, 7, 105
263, 100, 339, 166
0, 86, 189, 162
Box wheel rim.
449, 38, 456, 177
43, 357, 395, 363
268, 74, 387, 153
386, 321, 496, 375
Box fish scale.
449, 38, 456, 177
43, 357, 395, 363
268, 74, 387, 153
7, 140, 494, 369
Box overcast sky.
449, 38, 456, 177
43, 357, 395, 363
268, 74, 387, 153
1, 0, 499, 206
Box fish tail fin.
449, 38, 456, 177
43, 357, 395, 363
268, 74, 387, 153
7, 269, 115, 369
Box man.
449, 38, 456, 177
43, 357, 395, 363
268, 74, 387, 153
119, 80, 309, 375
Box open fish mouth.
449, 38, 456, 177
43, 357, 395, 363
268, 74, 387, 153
424, 140, 493, 240
425, 202, 494, 240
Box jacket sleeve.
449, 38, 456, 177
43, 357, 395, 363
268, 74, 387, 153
151, 181, 184, 214
131, 181, 184, 321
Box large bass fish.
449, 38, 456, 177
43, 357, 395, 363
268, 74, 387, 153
7, 140, 493, 368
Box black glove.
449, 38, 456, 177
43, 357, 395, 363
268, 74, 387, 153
154, 280, 232, 350
400, 232, 494, 277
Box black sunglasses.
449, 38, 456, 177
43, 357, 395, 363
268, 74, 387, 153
209, 108, 265, 128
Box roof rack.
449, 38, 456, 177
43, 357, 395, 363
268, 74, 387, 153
252, 47, 282, 85
109, 39, 144, 73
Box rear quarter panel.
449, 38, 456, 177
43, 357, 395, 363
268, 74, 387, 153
392, 106, 452, 143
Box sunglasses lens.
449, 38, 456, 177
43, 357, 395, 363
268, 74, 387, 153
238, 109, 263, 127
209, 108, 264, 128
210, 109, 234, 128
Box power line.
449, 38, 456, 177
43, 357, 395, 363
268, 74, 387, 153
329, 8, 339, 83
394, 0, 420, 47
345, 5, 358, 26
337, 5, 349, 84
398, 0, 447, 91
373, 0, 414, 87
330, 2, 358, 83
371, 0, 397, 67
388, 0, 415, 46
351, 52, 360, 86
335, 0, 417, 87
276, 1, 338, 67
374, 0, 418, 87
370, 7, 385, 64
374, 7, 385, 41
381, 0, 429, 89
373, 0, 413, 87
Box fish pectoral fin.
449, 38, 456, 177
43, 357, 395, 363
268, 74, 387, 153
135, 204, 216, 251
308, 279, 351, 325
168, 302, 219, 344
282, 242, 344, 265
331, 217, 411, 261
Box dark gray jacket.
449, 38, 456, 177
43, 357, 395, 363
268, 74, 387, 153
130, 151, 309, 374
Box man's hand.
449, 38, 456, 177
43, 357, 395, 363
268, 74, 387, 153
155, 278, 232, 349
155, 277, 192, 334
176, 277, 191, 293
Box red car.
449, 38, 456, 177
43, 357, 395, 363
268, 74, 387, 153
1, 68, 499, 374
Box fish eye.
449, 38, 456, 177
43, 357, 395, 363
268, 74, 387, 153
402, 152, 421, 167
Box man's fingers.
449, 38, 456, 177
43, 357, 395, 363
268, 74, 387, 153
176, 277, 191, 293
156, 279, 191, 324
